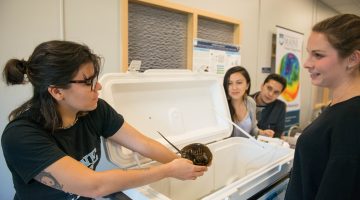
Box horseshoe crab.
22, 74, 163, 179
157, 131, 212, 166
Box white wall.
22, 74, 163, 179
64, 0, 121, 74
0, 0, 338, 198
0, 0, 61, 198
258, 0, 316, 129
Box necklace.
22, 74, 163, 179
60, 117, 78, 129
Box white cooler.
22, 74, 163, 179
99, 71, 294, 200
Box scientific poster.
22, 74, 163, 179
275, 26, 304, 133
193, 39, 241, 74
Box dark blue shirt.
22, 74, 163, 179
285, 96, 360, 200
251, 92, 286, 138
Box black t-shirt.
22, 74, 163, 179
1, 98, 124, 200
285, 96, 360, 200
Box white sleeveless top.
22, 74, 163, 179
233, 112, 252, 137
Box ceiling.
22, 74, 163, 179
320, 0, 360, 16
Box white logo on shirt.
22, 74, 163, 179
80, 148, 99, 169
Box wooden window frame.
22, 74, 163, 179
121, 0, 241, 72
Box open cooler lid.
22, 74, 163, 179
99, 70, 232, 168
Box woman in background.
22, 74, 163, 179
285, 14, 360, 200
1, 40, 207, 200
223, 66, 274, 138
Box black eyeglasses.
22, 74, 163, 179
68, 75, 98, 91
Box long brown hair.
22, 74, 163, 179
3, 40, 101, 131
223, 66, 251, 121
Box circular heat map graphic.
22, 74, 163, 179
278, 53, 300, 102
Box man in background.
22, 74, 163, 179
251, 74, 287, 138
